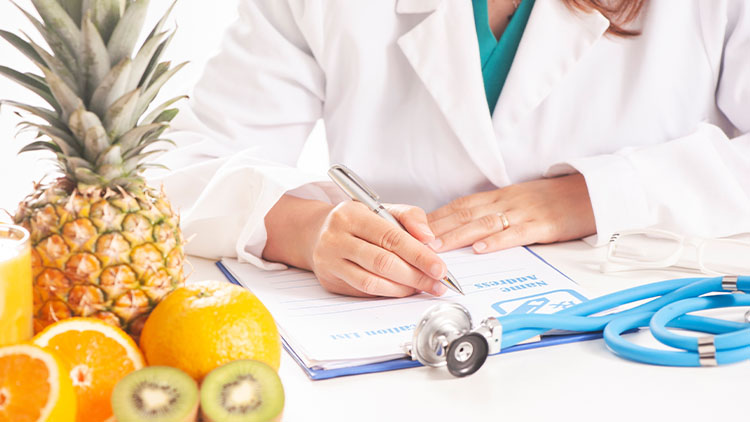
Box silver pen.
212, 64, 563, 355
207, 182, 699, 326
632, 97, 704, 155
327, 164, 464, 295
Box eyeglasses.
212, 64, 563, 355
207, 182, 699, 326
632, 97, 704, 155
601, 228, 750, 275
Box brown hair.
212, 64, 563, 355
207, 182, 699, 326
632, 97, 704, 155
563, 0, 646, 37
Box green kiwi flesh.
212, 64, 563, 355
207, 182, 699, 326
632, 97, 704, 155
200, 360, 285, 422
111, 366, 199, 422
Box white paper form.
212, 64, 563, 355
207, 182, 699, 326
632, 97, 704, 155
221, 247, 589, 370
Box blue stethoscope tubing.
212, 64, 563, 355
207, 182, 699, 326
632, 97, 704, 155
494, 275, 750, 367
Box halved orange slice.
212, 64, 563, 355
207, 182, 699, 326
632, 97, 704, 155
32, 317, 145, 422
0, 343, 76, 422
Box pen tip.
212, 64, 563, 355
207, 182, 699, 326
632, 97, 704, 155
443, 272, 464, 295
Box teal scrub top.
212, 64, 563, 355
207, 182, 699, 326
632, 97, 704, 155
472, 0, 535, 114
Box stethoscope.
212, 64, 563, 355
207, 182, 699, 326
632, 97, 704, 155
405, 275, 750, 377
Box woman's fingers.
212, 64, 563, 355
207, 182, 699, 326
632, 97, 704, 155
473, 222, 547, 253
429, 203, 507, 238
318, 273, 376, 297
432, 210, 515, 252
350, 204, 447, 281
386, 204, 435, 243
427, 190, 499, 223
425, 174, 596, 254
310, 200, 448, 297
348, 239, 447, 295
330, 259, 418, 297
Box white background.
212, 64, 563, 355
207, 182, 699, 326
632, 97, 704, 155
3, 4, 750, 421
0, 0, 326, 221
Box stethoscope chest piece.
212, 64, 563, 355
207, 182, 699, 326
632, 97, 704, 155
408, 302, 501, 376
446, 332, 489, 377
410, 303, 472, 367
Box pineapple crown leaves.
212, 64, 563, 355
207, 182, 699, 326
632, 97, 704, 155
0, 0, 187, 191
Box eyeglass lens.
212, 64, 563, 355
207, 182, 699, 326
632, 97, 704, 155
611, 232, 681, 264
700, 239, 750, 274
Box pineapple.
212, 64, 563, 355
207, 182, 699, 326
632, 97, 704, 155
0, 0, 187, 340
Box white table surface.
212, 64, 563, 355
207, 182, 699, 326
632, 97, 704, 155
188, 241, 749, 422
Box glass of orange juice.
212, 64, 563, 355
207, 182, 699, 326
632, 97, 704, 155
0, 224, 32, 346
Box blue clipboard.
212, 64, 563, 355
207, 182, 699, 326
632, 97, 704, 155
215, 257, 605, 381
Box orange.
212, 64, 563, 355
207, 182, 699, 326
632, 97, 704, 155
140, 280, 281, 381
0, 343, 76, 422
32, 318, 145, 422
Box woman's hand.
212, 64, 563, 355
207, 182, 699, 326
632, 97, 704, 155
263, 195, 449, 297
427, 174, 596, 253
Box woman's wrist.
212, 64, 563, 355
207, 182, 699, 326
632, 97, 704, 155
262, 194, 333, 269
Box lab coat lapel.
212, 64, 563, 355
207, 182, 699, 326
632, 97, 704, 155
492, 0, 610, 131
397, 0, 511, 187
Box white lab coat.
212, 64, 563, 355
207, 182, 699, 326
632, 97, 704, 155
151, 0, 750, 270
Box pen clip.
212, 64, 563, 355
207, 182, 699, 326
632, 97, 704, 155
329, 164, 380, 201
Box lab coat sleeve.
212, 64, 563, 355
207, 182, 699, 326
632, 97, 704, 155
148, 0, 344, 269
550, 3, 750, 246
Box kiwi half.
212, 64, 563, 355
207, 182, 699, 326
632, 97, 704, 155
111, 366, 199, 422
200, 360, 285, 422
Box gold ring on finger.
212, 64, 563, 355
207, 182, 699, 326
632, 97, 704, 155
497, 212, 510, 231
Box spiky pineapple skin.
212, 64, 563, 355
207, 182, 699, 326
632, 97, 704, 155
14, 181, 185, 341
